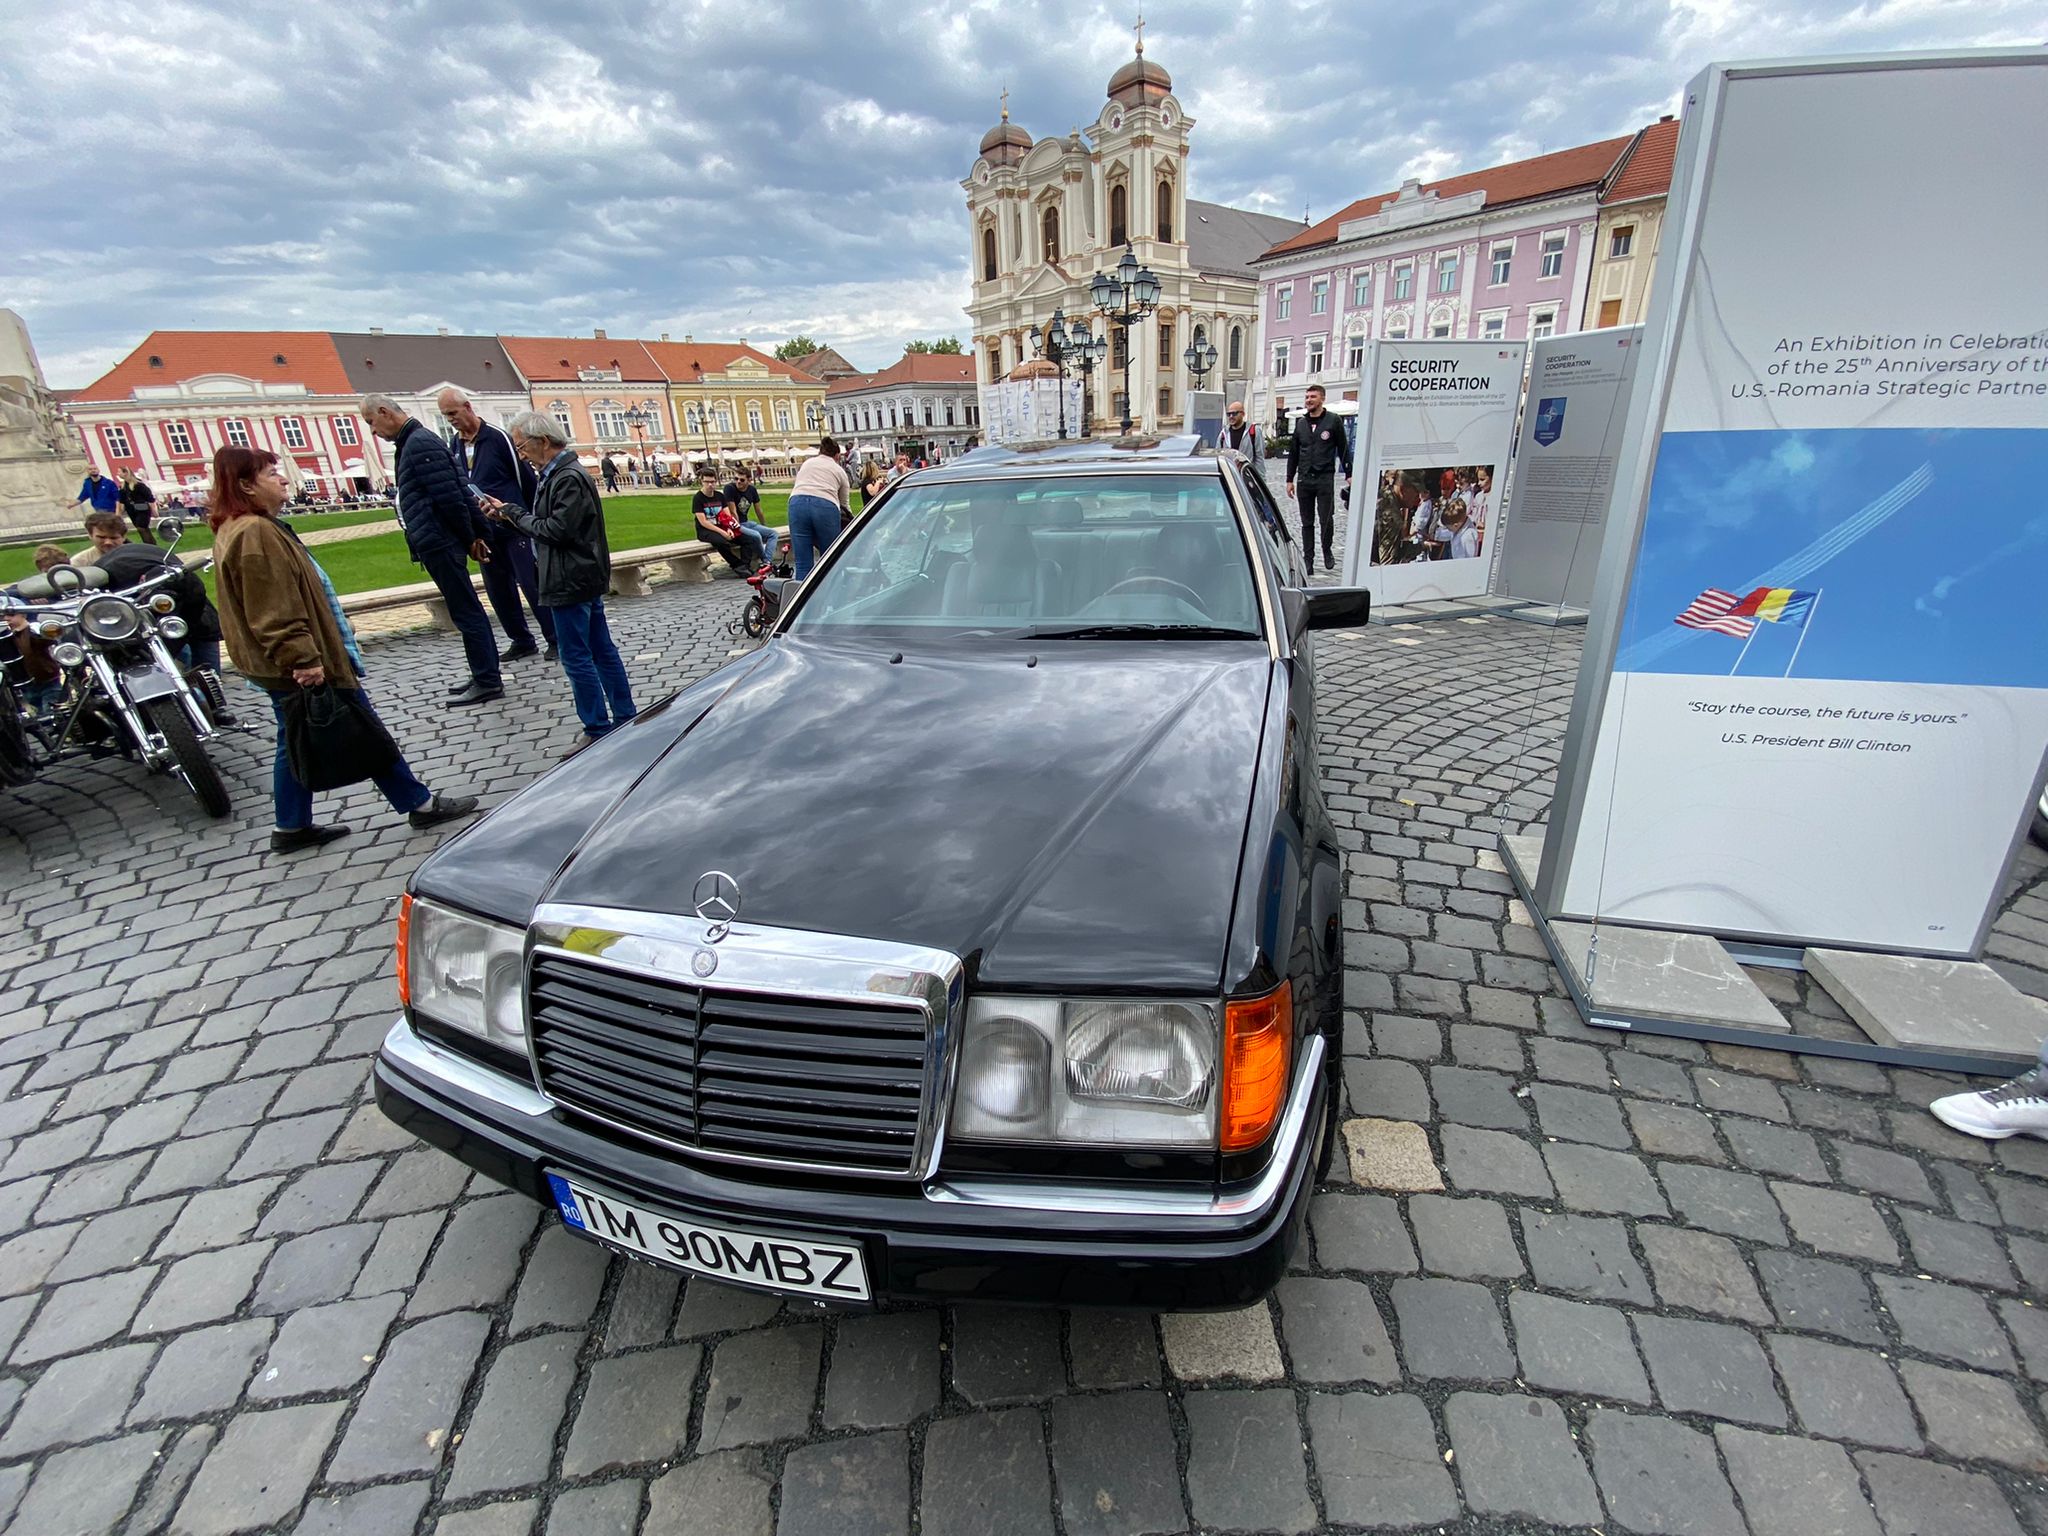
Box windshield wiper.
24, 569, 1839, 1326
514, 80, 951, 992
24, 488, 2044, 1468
1014, 622, 1259, 640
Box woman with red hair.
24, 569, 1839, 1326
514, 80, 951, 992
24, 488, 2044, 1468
208, 445, 478, 853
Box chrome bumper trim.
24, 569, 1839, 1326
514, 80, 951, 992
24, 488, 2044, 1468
382, 1016, 552, 1118
921, 1034, 1326, 1218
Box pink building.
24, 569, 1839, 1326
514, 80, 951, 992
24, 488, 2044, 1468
1248, 131, 1648, 429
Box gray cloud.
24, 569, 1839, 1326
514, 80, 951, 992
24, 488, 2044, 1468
4, 0, 2041, 384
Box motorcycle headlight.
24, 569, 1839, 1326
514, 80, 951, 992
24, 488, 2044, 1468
400, 895, 527, 1054
158, 616, 188, 641
78, 596, 142, 644
950, 997, 1217, 1146
51, 642, 85, 669
149, 593, 177, 615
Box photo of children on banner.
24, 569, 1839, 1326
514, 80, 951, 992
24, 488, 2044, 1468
1371, 465, 1496, 566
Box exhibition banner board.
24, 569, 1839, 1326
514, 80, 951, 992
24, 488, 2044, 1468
1494, 328, 1644, 610
1538, 50, 2048, 956
1341, 339, 1528, 602
978, 380, 1085, 445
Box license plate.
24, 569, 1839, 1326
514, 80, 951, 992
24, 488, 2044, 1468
545, 1173, 871, 1302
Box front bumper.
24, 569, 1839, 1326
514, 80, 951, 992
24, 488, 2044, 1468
373, 1017, 1325, 1309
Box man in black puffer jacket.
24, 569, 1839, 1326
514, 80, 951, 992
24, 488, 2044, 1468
362, 394, 502, 704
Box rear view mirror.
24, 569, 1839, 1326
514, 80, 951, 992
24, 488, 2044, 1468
1302, 586, 1371, 632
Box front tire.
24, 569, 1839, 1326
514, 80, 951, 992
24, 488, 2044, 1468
143, 698, 230, 818
742, 597, 768, 639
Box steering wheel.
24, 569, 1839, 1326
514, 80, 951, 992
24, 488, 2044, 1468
1100, 574, 1208, 613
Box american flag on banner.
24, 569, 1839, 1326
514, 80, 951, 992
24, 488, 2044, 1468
1673, 588, 1757, 638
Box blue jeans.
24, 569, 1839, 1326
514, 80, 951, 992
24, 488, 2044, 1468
788, 494, 840, 578
740, 520, 783, 567
266, 686, 431, 830
550, 598, 637, 737
481, 528, 556, 648
178, 636, 222, 674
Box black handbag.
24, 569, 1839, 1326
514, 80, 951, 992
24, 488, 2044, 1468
281, 683, 400, 791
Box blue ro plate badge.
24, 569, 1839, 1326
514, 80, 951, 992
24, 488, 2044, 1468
545, 1172, 871, 1302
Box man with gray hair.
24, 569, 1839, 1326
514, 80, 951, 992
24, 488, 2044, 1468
438, 387, 553, 663
362, 393, 502, 704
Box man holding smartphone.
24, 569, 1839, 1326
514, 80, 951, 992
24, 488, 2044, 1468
438, 388, 555, 663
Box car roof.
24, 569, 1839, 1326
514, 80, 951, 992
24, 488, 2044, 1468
914, 434, 1229, 485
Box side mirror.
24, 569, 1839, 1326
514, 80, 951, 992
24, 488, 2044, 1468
157, 516, 185, 544
1286, 585, 1371, 642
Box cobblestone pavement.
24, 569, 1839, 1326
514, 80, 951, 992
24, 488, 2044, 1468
1, 582, 2046, 1535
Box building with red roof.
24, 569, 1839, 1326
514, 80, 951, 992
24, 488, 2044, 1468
1245, 127, 1649, 430
825, 351, 984, 462
642, 340, 825, 473
1590, 116, 1682, 331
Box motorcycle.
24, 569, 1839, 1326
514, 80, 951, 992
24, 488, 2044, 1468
2, 518, 236, 817
728, 532, 794, 640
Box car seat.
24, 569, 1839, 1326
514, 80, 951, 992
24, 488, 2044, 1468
942, 505, 1058, 618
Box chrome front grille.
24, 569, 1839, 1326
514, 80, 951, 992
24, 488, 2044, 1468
528, 951, 930, 1175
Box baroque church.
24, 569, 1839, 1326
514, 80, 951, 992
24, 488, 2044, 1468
962, 28, 1298, 434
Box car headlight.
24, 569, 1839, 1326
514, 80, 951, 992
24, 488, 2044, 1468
950, 997, 1218, 1146
398, 894, 527, 1053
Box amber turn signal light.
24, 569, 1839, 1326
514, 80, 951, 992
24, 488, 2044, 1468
396, 892, 413, 1008
1221, 980, 1291, 1151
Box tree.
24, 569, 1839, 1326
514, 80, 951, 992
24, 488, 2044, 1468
904, 338, 963, 355
774, 335, 820, 361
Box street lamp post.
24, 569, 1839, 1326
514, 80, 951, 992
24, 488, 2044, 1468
623, 406, 654, 483
1182, 334, 1219, 390
688, 361, 714, 476
1065, 320, 1106, 437
1088, 242, 1160, 436
1029, 307, 1091, 439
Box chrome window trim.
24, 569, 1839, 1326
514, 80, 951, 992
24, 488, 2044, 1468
923, 1034, 1325, 1217
524, 904, 964, 1182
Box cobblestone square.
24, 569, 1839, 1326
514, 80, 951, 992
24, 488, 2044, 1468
2, 578, 2045, 1533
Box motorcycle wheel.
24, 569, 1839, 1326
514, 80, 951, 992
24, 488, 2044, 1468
0, 678, 35, 789
741, 597, 767, 639
143, 698, 231, 819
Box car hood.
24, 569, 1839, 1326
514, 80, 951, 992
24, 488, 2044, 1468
543, 636, 1273, 991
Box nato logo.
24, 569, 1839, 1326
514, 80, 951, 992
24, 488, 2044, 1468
1533, 397, 1566, 446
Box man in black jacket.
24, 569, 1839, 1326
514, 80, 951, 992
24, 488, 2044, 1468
438, 388, 555, 664
1285, 384, 1350, 573
362, 394, 502, 704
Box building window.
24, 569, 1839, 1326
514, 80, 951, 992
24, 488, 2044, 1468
747, 404, 763, 433
685, 404, 703, 431
1042, 207, 1060, 264
1310, 278, 1328, 314
1480, 313, 1506, 340
1540, 233, 1566, 278
1609, 225, 1635, 259
279, 417, 307, 450
945, 398, 957, 425
1392, 264, 1413, 300
1430, 321, 1452, 339
1598, 298, 1624, 327
1306, 336, 1325, 374
715, 407, 733, 434
1531, 306, 1558, 338
982, 226, 998, 282
103, 424, 133, 458
1347, 336, 1365, 371
1156, 178, 1173, 242
1490, 244, 1512, 285
1113, 329, 1128, 371
1352, 269, 1371, 306
1110, 184, 1128, 246
223, 419, 250, 448
1436, 252, 1459, 294
1276, 286, 1292, 321
1229, 326, 1243, 370
1272, 341, 1291, 377
776, 402, 792, 431
1386, 316, 1409, 339
331, 416, 359, 447
1157, 384, 1172, 416
922, 400, 934, 426
164, 421, 194, 455
1157, 320, 1174, 370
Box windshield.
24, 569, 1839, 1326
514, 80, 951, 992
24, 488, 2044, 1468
789, 473, 1262, 639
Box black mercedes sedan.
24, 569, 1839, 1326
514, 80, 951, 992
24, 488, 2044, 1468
375, 436, 1370, 1308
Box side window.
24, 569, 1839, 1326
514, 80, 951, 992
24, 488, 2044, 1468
1240, 470, 1292, 571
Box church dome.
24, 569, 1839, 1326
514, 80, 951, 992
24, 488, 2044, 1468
1107, 52, 1171, 106
979, 117, 1032, 166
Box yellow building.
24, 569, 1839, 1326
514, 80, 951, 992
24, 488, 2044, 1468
1587, 117, 1678, 329
646, 341, 825, 476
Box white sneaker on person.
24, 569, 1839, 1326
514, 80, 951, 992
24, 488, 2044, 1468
1929, 1067, 2048, 1140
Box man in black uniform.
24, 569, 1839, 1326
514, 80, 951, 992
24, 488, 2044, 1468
1284, 384, 1350, 573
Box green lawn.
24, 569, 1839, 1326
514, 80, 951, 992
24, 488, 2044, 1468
0, 507, 397, 586
2, 494, 788, 596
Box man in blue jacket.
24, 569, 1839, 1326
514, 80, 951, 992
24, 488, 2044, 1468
362, 394, 502, 704
438, 388, 555, 663
75, 470, 122, 516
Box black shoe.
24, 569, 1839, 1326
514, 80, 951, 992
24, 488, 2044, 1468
542, 644, 559, 663
1324, 558, 1337, 572
270, 825, 351, 854
446, 679, 473, 695
409, 793, 480, 830
502, 642, 540, 662
446, 681, 504, 707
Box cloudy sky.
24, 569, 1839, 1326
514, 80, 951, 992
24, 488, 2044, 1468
5, 0, 2042, 386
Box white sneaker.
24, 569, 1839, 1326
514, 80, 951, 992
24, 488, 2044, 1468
1930, 1067, 2048, 1140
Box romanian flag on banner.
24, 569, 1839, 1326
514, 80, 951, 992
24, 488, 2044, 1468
1729, 587, 1817, 625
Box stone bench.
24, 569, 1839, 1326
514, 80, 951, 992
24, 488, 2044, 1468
338, 541, 715, 631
